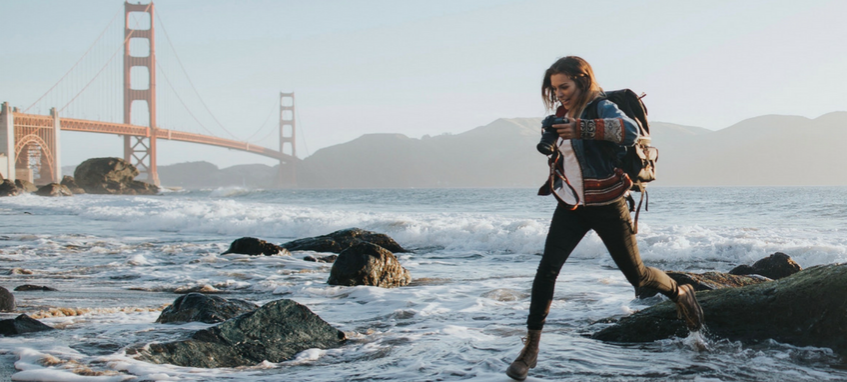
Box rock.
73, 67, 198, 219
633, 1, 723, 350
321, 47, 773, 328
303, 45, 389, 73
0, 287, 14, 311
304, 254, 338, 263
136, 299, 346, 368
14, 179, 37, 193
129, 180, 159, 195
592, 263, 847, 354
730, 252, 802, 280
8, 268, 33, 275
0, 180, 19, 197
14, 285, 57, 292
0, 314, 54, 335
328, 242, 411, 288
73, 157, 158, 195
60, 176, 85, 194
281, 228, 408, 254
156, 293, 258, 324
637, 271, 771, 298
34, 183, 73, 197
221, 237, 290, 256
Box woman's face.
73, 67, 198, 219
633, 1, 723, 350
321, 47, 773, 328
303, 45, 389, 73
550, 73, 581, 111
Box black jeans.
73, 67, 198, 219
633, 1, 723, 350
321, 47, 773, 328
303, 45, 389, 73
527, 198, 678, 330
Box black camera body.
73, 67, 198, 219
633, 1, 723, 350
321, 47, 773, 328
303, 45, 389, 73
537, 115, 569, 155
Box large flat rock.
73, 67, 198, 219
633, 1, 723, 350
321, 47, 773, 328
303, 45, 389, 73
592, 263, 847, 354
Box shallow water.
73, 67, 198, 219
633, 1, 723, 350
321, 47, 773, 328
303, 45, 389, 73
0, 187, 845, 381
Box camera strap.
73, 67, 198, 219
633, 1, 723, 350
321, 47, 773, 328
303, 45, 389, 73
547, 149, 580, 210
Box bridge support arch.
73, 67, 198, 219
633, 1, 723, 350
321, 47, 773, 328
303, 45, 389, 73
0, 103, 62, 184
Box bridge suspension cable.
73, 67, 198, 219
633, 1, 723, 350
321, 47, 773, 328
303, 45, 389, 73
155, 10, 241, 141
156, 61, 219, 137
50, 3, 153, 114
244, 102, 278, 143
24, 6, 122, 113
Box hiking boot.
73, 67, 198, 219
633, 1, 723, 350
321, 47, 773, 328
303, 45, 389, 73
506, 329, 541, 381
674, 284, 704, 331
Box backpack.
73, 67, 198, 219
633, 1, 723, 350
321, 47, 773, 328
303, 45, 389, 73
585, 89, 658, 233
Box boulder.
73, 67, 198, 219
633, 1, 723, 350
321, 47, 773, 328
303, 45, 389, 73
14, 285, 57, 292
60, 176, 85, 194
14, 179, 37, 193
730, 252, 802, 280
73, 157, 158, 195
281, 228, 408, 254
0, 314, 54, 335
135, 299, 346, 368
304, 254, 338, 263
128, 180, 159, 195
592, 263, 847, 354
0, 180, 19, 197
637, 271, 771, 298
0, 287, 14, 311
156, 293, 258, 324
34, 183, 73, 197
328, 242, 411, 288
221, 237, 290, 256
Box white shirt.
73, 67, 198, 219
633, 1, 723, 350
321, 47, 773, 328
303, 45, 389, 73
555, 138, 585, 205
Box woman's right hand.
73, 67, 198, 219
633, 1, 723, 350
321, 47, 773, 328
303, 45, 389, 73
553, 119, 578, 140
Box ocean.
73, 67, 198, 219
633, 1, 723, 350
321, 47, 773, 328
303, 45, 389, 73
0, 186, 845, 381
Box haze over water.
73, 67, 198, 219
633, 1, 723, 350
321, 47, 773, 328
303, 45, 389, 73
1, 186, 846, 381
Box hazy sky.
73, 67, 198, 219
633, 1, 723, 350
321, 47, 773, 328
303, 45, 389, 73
2, 0, 846, 168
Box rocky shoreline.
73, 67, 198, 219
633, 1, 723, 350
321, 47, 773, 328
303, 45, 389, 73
0, 226, 844, 374
0, 157, 158, 197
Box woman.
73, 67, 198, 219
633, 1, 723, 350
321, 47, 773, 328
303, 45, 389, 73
505, 56, 704, 381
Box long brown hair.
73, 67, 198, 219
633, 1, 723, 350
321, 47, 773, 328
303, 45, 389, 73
541, 56, 602, 116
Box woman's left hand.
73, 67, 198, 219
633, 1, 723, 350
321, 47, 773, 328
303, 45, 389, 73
553, 119, 578, 140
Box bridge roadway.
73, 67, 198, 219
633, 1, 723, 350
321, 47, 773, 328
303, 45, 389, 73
14, 112, 291, 162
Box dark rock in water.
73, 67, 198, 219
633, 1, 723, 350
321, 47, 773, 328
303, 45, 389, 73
0, 314, 54, 335
128, 180, 159, 195
60, 176, 85, 194
281, 228, 408, 254
304, 254, 338, 263
221, 237, 290, 256
637, 271, 771, 298
0, 180, 20, 197
156, 293, 258, 324
34, 183, 73, 197
137, 299, 346, 368
74, 157, 159, 195
593, 263, 847, 354
14, 285, 58, 292
328, 242, 411, 288
14, 179, 37, 193
730, 252, 802, 280
0, 287, 14, 311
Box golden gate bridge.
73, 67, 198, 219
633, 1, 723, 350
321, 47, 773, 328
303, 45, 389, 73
0, 2, 298, 187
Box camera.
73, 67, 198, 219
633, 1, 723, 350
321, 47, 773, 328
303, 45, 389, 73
537, 115, 568, 155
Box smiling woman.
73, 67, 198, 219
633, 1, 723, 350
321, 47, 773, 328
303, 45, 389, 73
505, 56, 704, 381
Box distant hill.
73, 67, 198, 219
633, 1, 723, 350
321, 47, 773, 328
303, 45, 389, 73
296, 118, 549, 188
158, 161, 277, 189
658, 112, 847, 185
149, 111, 847, 188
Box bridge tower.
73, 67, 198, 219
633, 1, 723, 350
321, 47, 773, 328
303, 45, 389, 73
277, 92, 297, 188
123, 2, 159, 185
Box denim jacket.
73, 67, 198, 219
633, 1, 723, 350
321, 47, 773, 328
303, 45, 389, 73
539, 97, 642, 206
